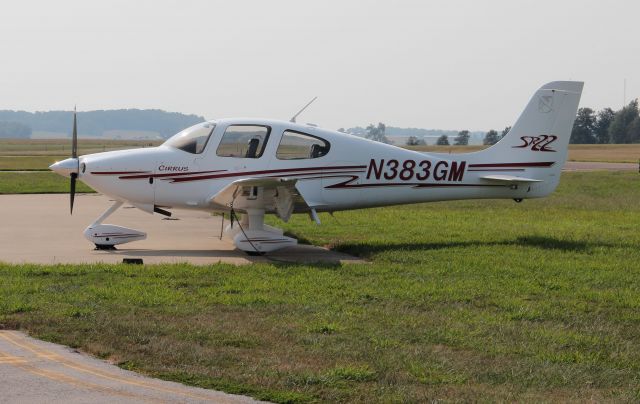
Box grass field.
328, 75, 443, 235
0, 155, 67, 171
566, 144, 640, 163
1, 171, 639, 402
0, 139, 161, 157
0, 172, 94, 194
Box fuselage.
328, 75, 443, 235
69, 117, 558, 215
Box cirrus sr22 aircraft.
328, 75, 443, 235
50, 81, 583, 254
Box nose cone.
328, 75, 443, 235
50, 158, 79, 178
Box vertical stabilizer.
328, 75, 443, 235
470, 81, 583, 197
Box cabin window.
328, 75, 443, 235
163, 122, 215, 154
276, 130, 330, 160
216, 125, 270, 158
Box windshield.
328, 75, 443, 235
163, 122, 215, 154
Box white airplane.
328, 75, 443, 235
50, 81, 583, 254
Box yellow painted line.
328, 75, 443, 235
0, 352, 26, 363
0, 332, 68, 361
0, 347, 150, 402
0, 358, 28, 364
18, 366, 153, 402
0, 332, 217, 402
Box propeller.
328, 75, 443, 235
48, 108, 81, 214
70, 108, 78, 214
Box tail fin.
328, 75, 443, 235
471, 81, 583, 197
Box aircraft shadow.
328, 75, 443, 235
97, 246, 351, 265
90, 236, 607, 264
335, 235, 617, 257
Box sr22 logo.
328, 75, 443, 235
513, 135, 557, 152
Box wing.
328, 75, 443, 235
208, 177, 322, 222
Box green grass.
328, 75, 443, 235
1, 171, 640, 402
0, 156, 66, 171
0, 139, 161, 156
566, 144, 640, 163
0, 172, 94, 194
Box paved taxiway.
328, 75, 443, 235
0, 194, 363, 265
563, 161, 637, 171
0, 331, 262, 403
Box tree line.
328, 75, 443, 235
570, 99, 639, 144
358, 123, 511, 146
437, 127, 511, 146
363, 98, 639, 147
0, 121, 31, 139
408, 126, 510, 146
477, 99, 640, 146
0, 109, 205, 139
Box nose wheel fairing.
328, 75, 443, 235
84, 224, 147, 249
83, 201, 147, 249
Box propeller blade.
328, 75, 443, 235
71, 108, 78, 158
70, 108, 78, 215
70, 173, 77, 214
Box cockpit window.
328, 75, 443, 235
276, 130, 330, 159
216, 125, 270, 158
163, 122, 215, 154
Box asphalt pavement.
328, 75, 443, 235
0, 193, 363, 265
0, 331, 263, 403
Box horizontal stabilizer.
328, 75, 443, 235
480, 175, 542, 183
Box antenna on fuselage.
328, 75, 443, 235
289, 96, 318, 123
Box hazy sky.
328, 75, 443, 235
0, 0, 638, 131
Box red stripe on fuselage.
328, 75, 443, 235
169, 165, 367, 183
468, 161, 555, 168
91, 171, 151, 175
467, 168, 526, 172
118, 170, 227, 180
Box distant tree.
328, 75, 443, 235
628, 116, 640, 144
570, 107, 597, 144
406, 136, 426, 146
436, 134, 450, 145
337, 127, 346, 133
483, 129, 500, 145
0, 121, 31, 138
501, 126, 511, 138
453, 130, 470, 146
609, 99, 639, 143
594, 108, 615, 144
365, 122, 390, 143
